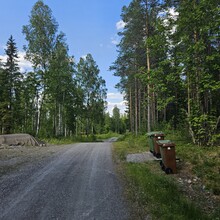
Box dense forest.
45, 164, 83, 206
0, 1, 109, 137
0, 0, 219, 146
111, 0, 220, 146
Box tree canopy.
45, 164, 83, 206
111, 0, 220, 145
0, 1, 107, 138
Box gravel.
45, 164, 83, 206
0, 143, 130, 220
126, 152, 159, 163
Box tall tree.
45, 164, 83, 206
113, 0, 220, 145
111, 0, 161, 133
76, 54, 107, 135
22, 0, 58, 135
111, 0, 147, 134
175, 0, 220, 145
0, 36, 22, 134
0, 59, 6, 133
22, 71, 40, 135
112, 105, 120, 133
47, 33, 76, 136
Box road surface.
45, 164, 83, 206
0, 141, 129, 220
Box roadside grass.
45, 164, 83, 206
113, 133, 220, 220
165, 131, 220, 196
43, 135, 97, 145
95, 132, 121, 140
44, 132, 121, 145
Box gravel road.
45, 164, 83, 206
0, 142, 129, 220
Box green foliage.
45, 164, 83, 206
75, 54, 107, 136
0, 36, 23, 134
111, 106, 127, 134
22, 0, 58, 71
190, 114, 218, 146
125, 163, 208, 220
0, 1, 109, 138
95, 132, 121, 140
44, 135, 99, 145
113, 136, 213, 219
111, 0, 220, 144
164, 132, 220, 196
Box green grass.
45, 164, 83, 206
113, 133, 219, 220
95, 132, 121, 140
165, 132, 220, 195
44, 132, 122, 145
43, 135, 99, 145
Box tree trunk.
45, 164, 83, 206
138, 80, 141, 132
129, 87, 134, 132
135, 77, 138, 135
146, 0, 151, 132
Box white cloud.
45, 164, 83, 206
81, 55, 87, 60
168, 7, 179, 20
116, 20, 126, 30
106, 92, 127, 115
107, 101, 127, 116
158, 7, 178, 37
17, 51, 32, 72
0, 55, 6, 62
111, 35, 120, 46
107, 92, 124, 100
111, 39, 119, 45
0, 51, 32, 72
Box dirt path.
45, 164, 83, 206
0, 142, 129, 220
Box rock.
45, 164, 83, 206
187, 179, 192, 184
178, 178, 183, 184
193, 178, 197, 182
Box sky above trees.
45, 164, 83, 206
0, 0, 131, 114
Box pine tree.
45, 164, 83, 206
0, 36, 22, 134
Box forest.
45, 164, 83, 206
111, 0, 220, 146
0, 1, 109, 138
0, 0, 220, 146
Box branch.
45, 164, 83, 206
215, 116, 220, 131
184, 109, 196, 144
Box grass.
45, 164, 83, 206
43, 135, 97, 145
95, 132, 121, 140
43, 132, 121, 145
165, 131, 220, 195
113, 133, 220, 220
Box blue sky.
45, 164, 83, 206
0, 0, 131, 114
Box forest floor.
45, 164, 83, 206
174, 160, 220, 216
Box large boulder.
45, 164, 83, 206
0, 134, 44, 146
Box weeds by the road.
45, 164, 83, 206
113, 133, 220, 220
165, 131, 220, 196
96, 132, 121, 140
43, 135, 96, 145
44, 132, 121, 145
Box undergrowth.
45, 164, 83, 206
113, 132, 220, 220
164, 131, 220, 196
44, 132, 121, 145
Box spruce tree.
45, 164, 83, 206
1, 36, 22, 133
